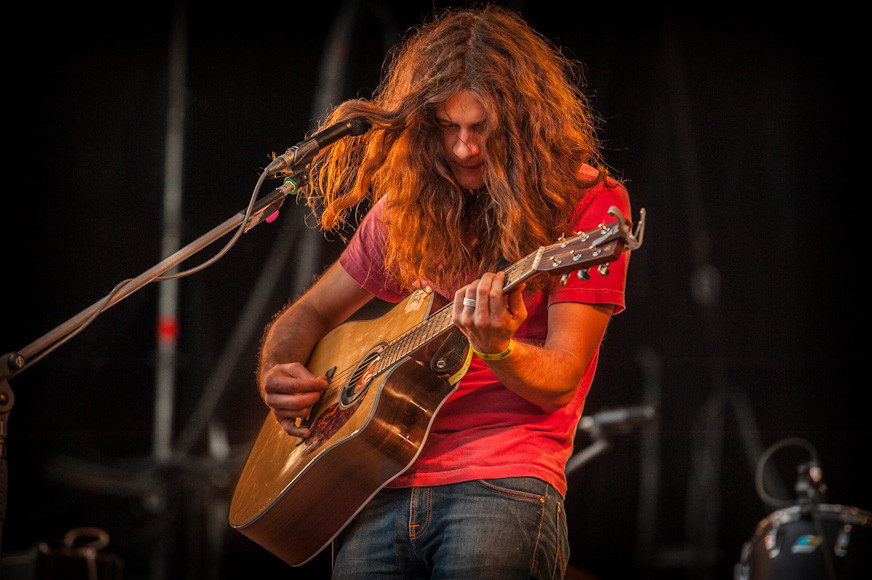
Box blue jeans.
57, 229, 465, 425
331, 477, 570, 579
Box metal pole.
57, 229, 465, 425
154, 0, 187, 467
152, 4, 187, 579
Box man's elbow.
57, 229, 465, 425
536, 384, 580, 413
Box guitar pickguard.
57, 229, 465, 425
301, 341, 389, 456
301, 397, 364, 457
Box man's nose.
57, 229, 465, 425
453, 130, 480, 159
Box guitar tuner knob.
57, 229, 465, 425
560, 273, 570, 286
598, 263, 610, 276
577, 269, 590, 281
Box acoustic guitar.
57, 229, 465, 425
229, 205, 645, 566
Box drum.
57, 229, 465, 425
735, 503, 872, 579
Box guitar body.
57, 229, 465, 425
229, 290, 470, 566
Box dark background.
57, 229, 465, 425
2, 1, 867, 579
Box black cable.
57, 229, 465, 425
754, 436, 819, 509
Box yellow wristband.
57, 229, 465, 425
471, 339, 514, 361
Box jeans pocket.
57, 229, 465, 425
475, 477, 548, 504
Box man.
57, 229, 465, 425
257, 6, 632, 578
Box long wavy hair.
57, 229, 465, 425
300, 5, 609, 293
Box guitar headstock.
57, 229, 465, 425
538, 206, 646, 279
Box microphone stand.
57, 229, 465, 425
566, 404, 658, 475
565, 437, 613, 475
0, 172, 301, 557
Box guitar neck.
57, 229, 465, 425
373, 206, 644, 375
375, 248, 545, 374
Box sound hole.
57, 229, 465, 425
341, 344, 385, 406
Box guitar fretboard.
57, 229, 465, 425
374, 248, 544, 375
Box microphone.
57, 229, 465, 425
578, 404, 657, 437
266, 117, 372, 174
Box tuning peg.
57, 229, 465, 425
598, 263, 610, 276
560, 273, 570, 286
577, 269, 590, 281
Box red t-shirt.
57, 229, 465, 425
338, 180, 630, 496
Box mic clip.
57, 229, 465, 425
267, 143, 315, 176
795, 461, 828, 505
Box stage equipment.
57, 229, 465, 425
734, 437, 871, 580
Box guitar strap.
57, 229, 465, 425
448, 349, 473, 385
428, 328, 474, 385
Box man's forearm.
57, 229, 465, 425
483, 301, 613, 413
257, 300, 332, 393
256, 262, 375, 394
484, 340, 588, 412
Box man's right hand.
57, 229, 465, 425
260, 361, 330, 438
255, 261, 375, 437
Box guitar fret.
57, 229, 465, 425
381, 343, 397, 370
432, 307, 451, 335
422, 317, 436, 343
411, 325, 424, 350
504, 251, 536, 291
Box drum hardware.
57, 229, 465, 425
734, 437, 871, 580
